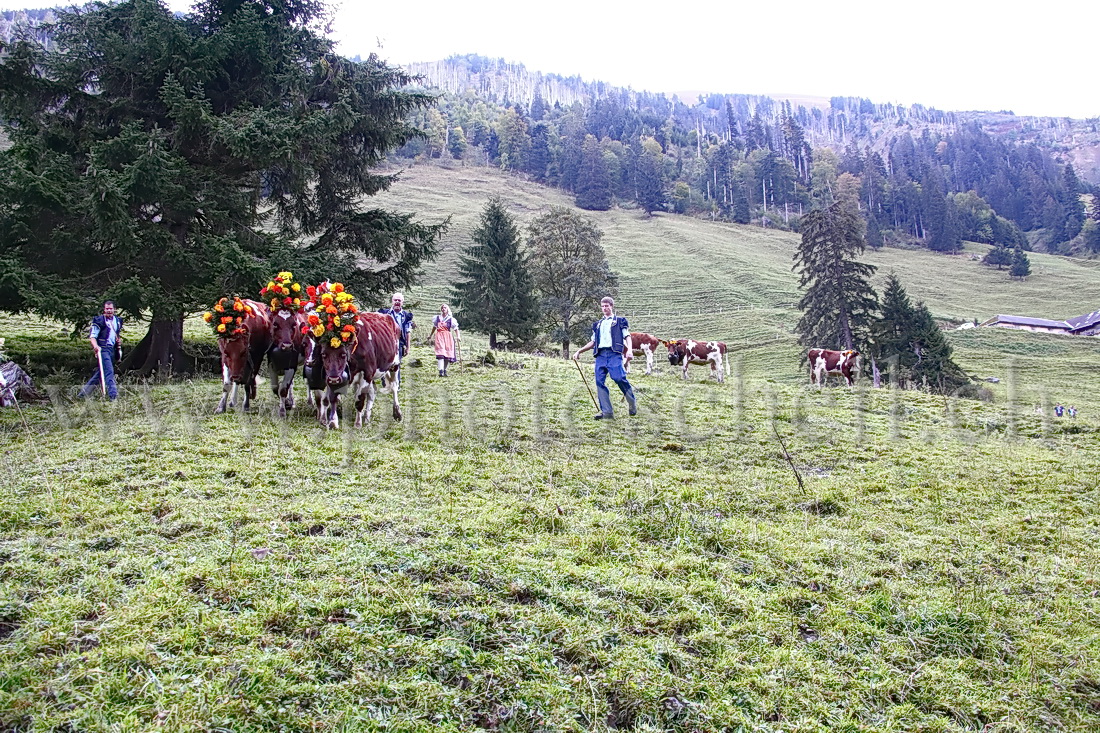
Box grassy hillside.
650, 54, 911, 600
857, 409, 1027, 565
3, 163, 1100, 732
373, 162, 1100, 400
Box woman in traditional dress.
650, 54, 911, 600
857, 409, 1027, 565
428, 304, 460, 376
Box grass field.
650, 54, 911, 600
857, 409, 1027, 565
3, 164, 1100, 732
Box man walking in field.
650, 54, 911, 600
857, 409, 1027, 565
78, 300, 123, 400
573, 297, 637, 420
378, 292, 415, 360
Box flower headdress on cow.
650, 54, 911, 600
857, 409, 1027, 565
260, 271, 303, 313
303, 282, 358, 348
203, 296, 254, 337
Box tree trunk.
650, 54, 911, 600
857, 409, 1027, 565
489, 332, 498, 349
120, 316, 193, 376
560, 339, 570, 359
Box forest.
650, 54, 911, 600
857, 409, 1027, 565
395, 55, 1100, 256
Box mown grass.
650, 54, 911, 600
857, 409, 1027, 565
2, 338, 1100, 731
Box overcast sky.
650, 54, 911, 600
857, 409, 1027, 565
5, 0, 1094, 119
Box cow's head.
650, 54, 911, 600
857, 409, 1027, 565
666, 339, 687, 365
320, 341, 352, 386
270, 309, 302, 353
219, 329, 253, 383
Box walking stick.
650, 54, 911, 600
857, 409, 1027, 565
572, 356, 599, 410
96, 347, 107, 397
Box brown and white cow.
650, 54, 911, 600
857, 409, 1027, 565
664, 339, 729, 383
311, 312, 402, 429
215, 299, 273, 413
623, 332, 660, 375
267, 309, 309, 418
808, 348, 860, 386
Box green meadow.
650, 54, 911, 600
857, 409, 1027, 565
2, 163, 1100, 732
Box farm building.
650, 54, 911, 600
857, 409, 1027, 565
980, 310, 1100, 335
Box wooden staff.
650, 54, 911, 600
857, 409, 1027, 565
96, 347, 107, 397
572, 356, 598, 409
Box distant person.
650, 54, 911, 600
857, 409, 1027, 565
378, 292, 415, 360
78, 301, 123, 400
572, 296, 637, 420
1068, 405, 1078, 419
1055, 403, 1065, 418
428, 304, 460, 376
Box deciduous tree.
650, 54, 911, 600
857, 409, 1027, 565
528, 207, 617, 356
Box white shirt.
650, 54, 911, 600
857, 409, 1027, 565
597, 317, 616, 348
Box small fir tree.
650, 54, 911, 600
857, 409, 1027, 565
982, 245, 1013, 269
451, 198, 539, 348
1010, 247, 1032, 279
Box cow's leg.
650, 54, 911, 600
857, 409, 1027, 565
215, 364, 231, 413
390, 368, 402, 421
681, 363, 689, 380
277, 367, 295, 418
715, 354, 724, 383
269, 367, 280, 397
354, 377, 375, 428
643, 346, 653, 375
321, 388, 339, 429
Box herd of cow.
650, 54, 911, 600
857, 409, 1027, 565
214, 297, 403, 429
626, 333, 861, 387
213, 299, 861, 430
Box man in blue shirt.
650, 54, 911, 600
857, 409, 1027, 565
573, 297, 637, 420
79, 300, 123, 400
377, 292, 416, 360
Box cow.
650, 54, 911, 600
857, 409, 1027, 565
623, 332, 660, 375
808, 348, 860, 386
664, 339, 729, 383
312, 312, 402, 429
215, 299, 273, 413
267, 308, 309, 418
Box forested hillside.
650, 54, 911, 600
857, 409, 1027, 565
394, 55, 1100, 257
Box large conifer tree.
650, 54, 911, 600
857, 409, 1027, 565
450, 198, 539, 348
0, 0, 445, 373
793, 200, 878, 350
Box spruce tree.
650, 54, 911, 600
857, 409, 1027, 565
635, 149, 666, 215
451, 198, 539, 348
908, 302, 968, 393
871, 274, 914, 381
0, 0, 444, 374
1010, 247, 1032, 279
982, 245, 1013, 269
871, 274, 967, 392
794, 199, 878, 350
575, 134, 613, 211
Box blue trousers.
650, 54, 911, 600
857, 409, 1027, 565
80, 348, 118, 399
594, 350, 635, 416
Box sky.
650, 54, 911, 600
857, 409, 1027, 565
5, 0, 1095, 119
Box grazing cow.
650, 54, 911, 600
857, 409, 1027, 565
808, 348, 860, 386
313, 313, 402, 429
664, 339, 729, 383
215, 299, 273, 413
267, 309, 309, 417
623, 332, 660, 375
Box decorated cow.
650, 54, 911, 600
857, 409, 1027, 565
261, 271, 309, 418
205, 297, 272, 413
